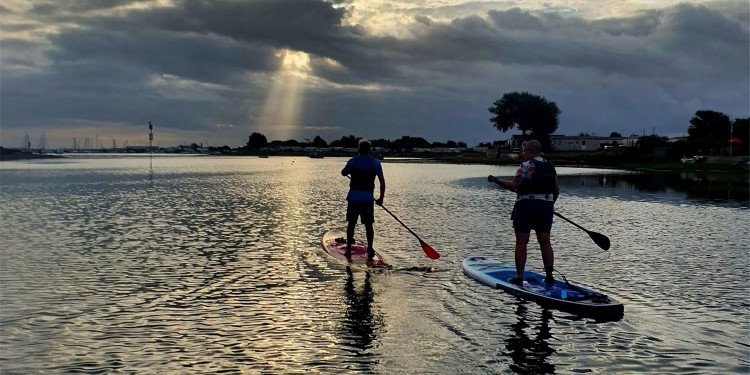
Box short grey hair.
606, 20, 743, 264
358, 139, 371, 154
522, 140, 542, 155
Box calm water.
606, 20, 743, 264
1, 155, 748, 374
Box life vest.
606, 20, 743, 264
516, 159, 556, 196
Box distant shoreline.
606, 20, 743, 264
2, 147, 746, 176
0, 147, 65, 161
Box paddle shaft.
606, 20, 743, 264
553, 212, 588, 232
345, 174, 439, 259
344, 175, 418, 239
379, 204, 423, 242
490, 175, 610, 250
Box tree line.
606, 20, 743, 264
246, 91, 748, 157
488, 91, 748, 157
246, 133, 467, 151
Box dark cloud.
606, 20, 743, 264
1, 0, 748, 147
590, 10, 662, 36
488, 8, 546, 30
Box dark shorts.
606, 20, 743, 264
513, 199, 554, 234
347, 200, 375, 224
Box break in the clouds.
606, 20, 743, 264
1, 0, 748, 148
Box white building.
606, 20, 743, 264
550, 135, 639, 151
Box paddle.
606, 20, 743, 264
553, 212, 611, 251
345, 175, 440, 260
378, 204, 440, 260
488, 174, 610, 251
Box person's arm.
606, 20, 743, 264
341, 159, 351, 176
376, 174, 385, 205
488, 175, 520, 192
494, 163, 526, 191
552, 176, 559, 202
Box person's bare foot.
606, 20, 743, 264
508, 276, 523, 286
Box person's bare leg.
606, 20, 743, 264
537, 232, 554, 281
345, 220, 356, 259
365, 223, 374, 259
514, 233, 530, 279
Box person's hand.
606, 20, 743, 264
488, 175, 496, 183
375, 197, 383, 206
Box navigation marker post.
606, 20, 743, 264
148, 121, 154, 169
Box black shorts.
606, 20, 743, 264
513, 199, 554, 234
347, 200, 375, 224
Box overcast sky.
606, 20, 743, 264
2, 0, 748, 148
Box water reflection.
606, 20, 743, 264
505, 304, 555, 375
1, 158, 746, 373
558, 173, 749, 204
342, 267, 380, 367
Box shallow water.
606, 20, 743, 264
1, 155, 747, 374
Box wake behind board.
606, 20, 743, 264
463, 256, 623, 318
321, 230, 389, 269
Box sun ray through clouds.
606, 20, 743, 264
254, 49, 311, 141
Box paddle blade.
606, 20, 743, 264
589, 231, 610, 250
420, 240, 440, 260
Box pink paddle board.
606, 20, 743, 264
321, 230, 389, 269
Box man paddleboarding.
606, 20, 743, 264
488, 139, 559, 285
341, 139, 386, 265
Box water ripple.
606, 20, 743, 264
1, 157, 747, 373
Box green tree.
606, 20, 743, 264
268, 140, 282, 148
370, 138, 391, 149
391, 136, 430, 151
329, 135, 359, 148
610, 132, 622, 138
688, 110, 731, 151
312, 135, 327, 148
247, 132, 268, 149
488, 92, 560, 148
732, 118, 748, 143
637, 135, 668, 151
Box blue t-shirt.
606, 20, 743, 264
342, 155, 383, 202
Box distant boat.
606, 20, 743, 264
680, 155, 705, 164
258, 155, 269, 158
309, 152, 324, 159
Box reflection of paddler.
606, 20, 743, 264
506, 304, 556, 374
488, 139, 559, 285
343, 267, 377, 353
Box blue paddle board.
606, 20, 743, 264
463, 256, 623, 318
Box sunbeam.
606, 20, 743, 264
255, 49, 311, 141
